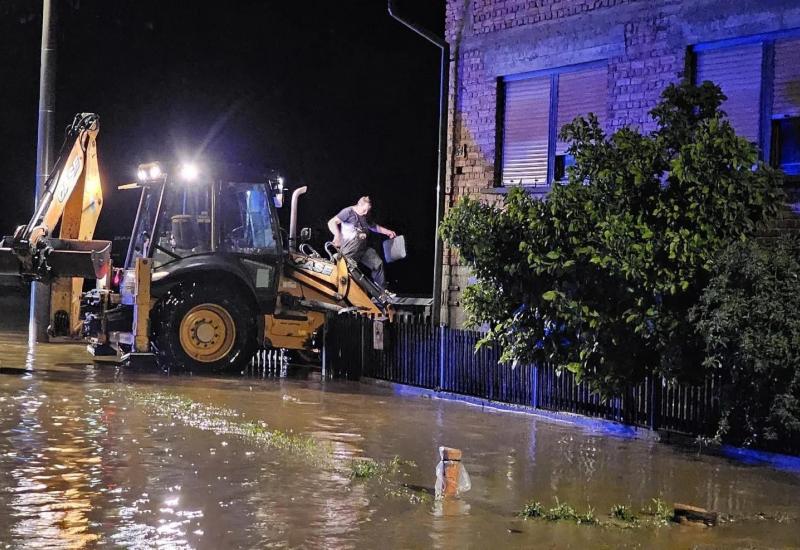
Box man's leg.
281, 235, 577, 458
359, 248, 385, 289
340, 238, 364, 259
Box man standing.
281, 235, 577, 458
328, 196, 396, 289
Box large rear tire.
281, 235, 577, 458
151, 281, 257, 373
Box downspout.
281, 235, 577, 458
388, 0, 449, 325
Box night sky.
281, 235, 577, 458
0, 0, 444, 294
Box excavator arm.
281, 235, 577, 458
0, 113, 111, 336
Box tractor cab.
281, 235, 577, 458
120, 162, 285, 315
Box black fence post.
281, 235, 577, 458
623, 385, 634, 425
438, 324, 445, 391
359, 317, 366, 380
648, 375, 661, 431
321, 316, 328, 378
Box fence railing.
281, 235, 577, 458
324, 315, 721, 436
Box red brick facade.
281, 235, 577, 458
441, 0, 800, 326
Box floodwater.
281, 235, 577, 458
0, 294, 799, 548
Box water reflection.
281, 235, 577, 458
0, 328, 799, 549
6, 382, 101, 548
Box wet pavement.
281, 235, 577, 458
0, 300, 799, 548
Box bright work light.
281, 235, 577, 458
180, 163, 199, 181
137, 162, 164, 182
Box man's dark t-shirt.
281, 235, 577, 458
336, 207, 372, 245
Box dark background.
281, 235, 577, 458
0, 0, 444, 294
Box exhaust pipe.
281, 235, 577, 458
288, 186, 307, 252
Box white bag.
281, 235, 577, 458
382, 235, 407, 263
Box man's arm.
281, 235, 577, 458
328, 216, 343, 247
370, 224, 397, 239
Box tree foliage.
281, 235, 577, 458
440, 81, 784, 395
692, 237, 800, 451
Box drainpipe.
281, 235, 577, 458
388, 0, 449, 325
30, 0, 58, 344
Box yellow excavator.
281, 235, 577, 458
0, 113, 405, 371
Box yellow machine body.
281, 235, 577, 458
265, 253, 387, 350
49, 122, 104, 336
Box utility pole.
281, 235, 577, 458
30, 0, 58, 344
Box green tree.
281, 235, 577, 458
440, 81, 784, 395
692, 237, 800, 451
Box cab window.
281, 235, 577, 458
218, 183, 277, 255
152, 183, 213, 267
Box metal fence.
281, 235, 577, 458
324, 315, 721, 436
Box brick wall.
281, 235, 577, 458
441, 0, 800, 326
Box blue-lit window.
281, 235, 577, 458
773, 118, 800, 177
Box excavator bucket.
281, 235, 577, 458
44, 238, 111, 279
0, 238, 111, 280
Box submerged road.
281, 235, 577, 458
0, 289, 798, 548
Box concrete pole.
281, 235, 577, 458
30, 0, 58, 344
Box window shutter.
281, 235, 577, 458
696, 43, 763, 144
773, 38, 800, 118
502, 76, 551, 186
556, 66, 608, 155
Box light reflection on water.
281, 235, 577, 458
0, 328, 799, 549
6, 380, 100, 548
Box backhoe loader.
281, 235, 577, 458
0, 113, 409, 371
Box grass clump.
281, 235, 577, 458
519, 498, 596, 525
643, 497, 674, 525
385, 485, 433, 504
611, 504, 637, 523
575, 508, 597, 525
349, 455, 417, 480
350, 455, 423, 504
545, 499, 578, 521
350, 458, 381, 479
519, 501, 544, 518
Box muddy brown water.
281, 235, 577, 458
0, 296, 799, 548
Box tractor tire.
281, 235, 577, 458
151, 281, 257, 373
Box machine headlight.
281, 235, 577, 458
137, 162, 164, 182
180, 163, 199, 181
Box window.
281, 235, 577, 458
694, 31, 800, 179
218, 183, 278, 255
149, 184, 213, 267
772, 37, 800, 179
695, 43, 763, 144
772, 118, 800, 177
501, 62, 607, 187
